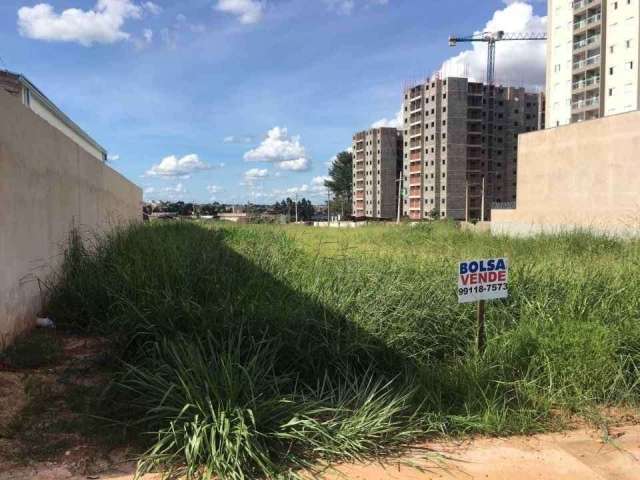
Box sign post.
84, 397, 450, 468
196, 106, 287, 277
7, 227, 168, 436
457, 257, 509, 354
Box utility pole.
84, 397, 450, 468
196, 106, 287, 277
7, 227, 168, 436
481, 176, 486, 222
465, 180, 469, 223
396, 174, 403, 224
327, 190, 330, 225
295, 193, 298, 223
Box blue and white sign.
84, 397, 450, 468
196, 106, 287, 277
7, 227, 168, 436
458, 257, 509, 304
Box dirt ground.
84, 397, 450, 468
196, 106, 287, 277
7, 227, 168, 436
1, 332, 639, 480
322, 425, 640, 480
3, 425, 639, 480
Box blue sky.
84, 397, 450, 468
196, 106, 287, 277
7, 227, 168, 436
0, 0, 547, 204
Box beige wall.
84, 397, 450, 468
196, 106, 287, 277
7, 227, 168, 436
0, 90, 141, 345
492, 110, 640, 236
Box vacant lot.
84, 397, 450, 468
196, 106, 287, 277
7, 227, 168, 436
30, 221, 640, 478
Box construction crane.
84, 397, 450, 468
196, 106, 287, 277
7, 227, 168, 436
448, 31, 547, 85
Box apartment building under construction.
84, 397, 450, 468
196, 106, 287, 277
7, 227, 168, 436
401, 76, 544, 221
352, 127, 402, 219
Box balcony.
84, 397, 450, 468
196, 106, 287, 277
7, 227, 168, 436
409, 200, 422, 209
467, 134, 482, 146
467, 148, 482, 159
409, 151, 421, 161
574, 13, 601, 33
573, 54, 601, 72
409, 164, 421, 174
409, 114, 422, 126
574, 34, 600, 52
573, 0, 600, 13
572, 95, 600, 111
572, 75, 600, 92
409, 103, 423, 114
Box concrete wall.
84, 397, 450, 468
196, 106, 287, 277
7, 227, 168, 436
492, 110, 640, 237
0, 89, 142, 345
28, 93, 107, 162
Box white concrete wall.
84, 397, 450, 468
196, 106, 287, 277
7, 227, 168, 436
27, 91, 106, 162
492, 110, 640, 237
604, 0, 640, 115
0, 90, 141, 345
546, 0, 574, 128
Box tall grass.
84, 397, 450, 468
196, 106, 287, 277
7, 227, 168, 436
44, 221, 640, 478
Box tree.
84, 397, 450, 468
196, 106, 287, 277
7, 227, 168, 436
273, 197, 315, 221
325, 151, 353, 216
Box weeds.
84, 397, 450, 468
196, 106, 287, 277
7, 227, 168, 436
1, 329, 63, 369
42, 221, 640, 478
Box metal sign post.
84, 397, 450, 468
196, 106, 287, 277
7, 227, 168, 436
458, 258, 509, 354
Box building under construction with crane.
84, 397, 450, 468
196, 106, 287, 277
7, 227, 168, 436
401, 76, 544, 221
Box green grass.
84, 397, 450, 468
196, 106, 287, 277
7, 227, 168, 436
42, 221, 640, 478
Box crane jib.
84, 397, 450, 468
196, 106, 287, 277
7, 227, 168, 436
448, 31, 547, 84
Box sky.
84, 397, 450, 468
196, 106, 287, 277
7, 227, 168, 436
0, 0, 547, 204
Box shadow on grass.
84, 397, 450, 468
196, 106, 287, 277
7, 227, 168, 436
43, 221, 423, 478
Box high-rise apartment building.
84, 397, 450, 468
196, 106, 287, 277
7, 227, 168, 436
401, 76, 543, 221
352, 127, 402, 219
547, 0, 640, 127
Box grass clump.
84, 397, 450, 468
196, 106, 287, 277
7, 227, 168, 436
43, 221, 640, 478
1, 330, 63, 369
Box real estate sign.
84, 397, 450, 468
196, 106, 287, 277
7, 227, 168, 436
457, 258, 509, 304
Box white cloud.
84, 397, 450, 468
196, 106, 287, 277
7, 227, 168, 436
223, 135, 255, 144
279, 158, 311, 171
326, 155, 337, 167
324, 0, 389, 15
244, 168, 269, 178
216, 0, 264, 24
144, 183, 187, 200
133, 27, 153, 49
273, 175, 329, 199
142, 1, 162, 15
241, 168, 269, 188
17, 0, 143, 46
441, 1, 546, 88
107, 154, 120, 161
207, 185, 224, 194
145, 154, 220, 179
312, 176, 330, 186
244, 126, 311, 172
324, 0, 355, 14
372, 106, 403, 129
